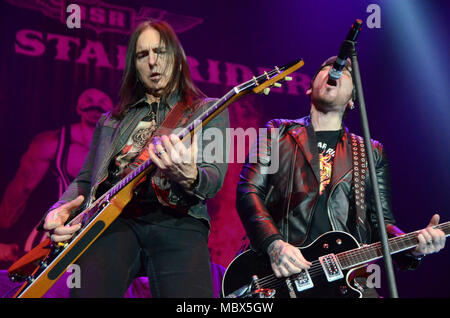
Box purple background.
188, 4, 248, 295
0, 0, 448, 298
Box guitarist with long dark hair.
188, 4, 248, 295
38, 20, 229, 297
235, 56, 446, 298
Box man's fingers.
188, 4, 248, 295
279, 265, 291, 278
284, 248, 311, 271
62, 195, 85, 211
427, 228, 445, 252
293, 249, 312, 267
268, 241, 313, 278
149, 143, 167, 169
43, 212, 62, 231
49, 224, 81, 243
440, 234, 446, 249
168, 134, 186, 151
416, 233, 427, 252
428, 214, 440, 227
429, 228, 444, 242
420, 230, 432, 245
47, 195, 85, 225
274, 258, 307, 278
52, 223, 82, 236
271, 263, 282, 278
284, 256, 304, 272
44, 196, 84, 231
50, 234, 74, 243
169, 134, 190, 163
161, 135, 178, 164
273, 254, 311, 278
185, 133, 198, 163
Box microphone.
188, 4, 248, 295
328, 19, 363, 80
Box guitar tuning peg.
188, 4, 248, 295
285, 76, 292, 81
263, 87, 271, 95
273, 83, 282, 88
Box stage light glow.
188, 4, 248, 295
386, 0, 449, 116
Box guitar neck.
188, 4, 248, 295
337, 221, 450, 269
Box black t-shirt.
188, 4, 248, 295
303, 130, 341, 246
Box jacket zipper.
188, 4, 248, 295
283, 144, 298, 243
303, 193, 320, 245
326, 168, 352, 231
285, 135, 317, 245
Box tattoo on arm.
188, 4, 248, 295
268, 242, 283, 266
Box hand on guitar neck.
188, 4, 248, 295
43, 195, 84, 243
410, 214, 446, 257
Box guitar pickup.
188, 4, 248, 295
293, 269, 314, 292
319, 254, 344, 282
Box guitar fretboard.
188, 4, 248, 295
337, 222, 450, 269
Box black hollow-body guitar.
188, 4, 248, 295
222, 223, 449, 298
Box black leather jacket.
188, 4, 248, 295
236, 116, 419, 269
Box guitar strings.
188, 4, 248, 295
337, 223, 448, 268
336, 223, 449, 266
254, 260, 324, 289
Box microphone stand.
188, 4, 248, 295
347, 40, 399, 298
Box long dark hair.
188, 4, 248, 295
113, 20, 204, 119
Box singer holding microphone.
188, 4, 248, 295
235, 52, 446, 297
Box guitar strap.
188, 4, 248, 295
154, 97, 215, 136
350, 133, 368, 232
153, 100, 190, 136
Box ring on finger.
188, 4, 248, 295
157, 150, 166, 157
154, 144, 166, 157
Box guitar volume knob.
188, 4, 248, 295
339, 285, 348, 294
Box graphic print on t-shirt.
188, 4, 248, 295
114, 115, 157, 178
317, 140, 336, 195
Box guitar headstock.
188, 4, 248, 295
247, 58, 304, 95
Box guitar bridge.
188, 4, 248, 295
319, 254, 344, 282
